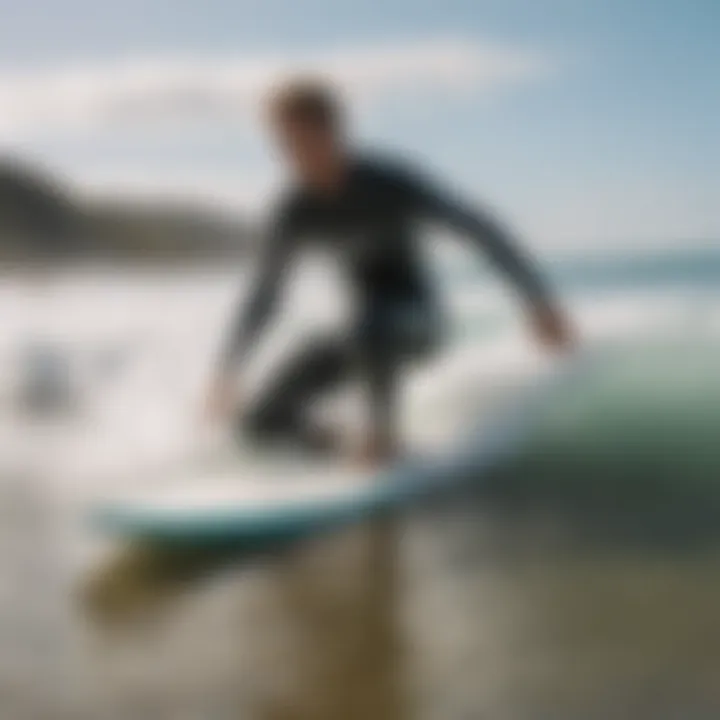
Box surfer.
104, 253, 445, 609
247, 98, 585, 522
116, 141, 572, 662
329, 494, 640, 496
205, 78, 574, 465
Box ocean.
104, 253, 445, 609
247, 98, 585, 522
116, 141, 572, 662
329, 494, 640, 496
0, 243, 719, 719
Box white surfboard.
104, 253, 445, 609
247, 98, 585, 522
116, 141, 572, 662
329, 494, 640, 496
91, 354, 587, 545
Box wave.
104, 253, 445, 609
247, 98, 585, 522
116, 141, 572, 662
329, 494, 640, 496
481, 337, 720, 540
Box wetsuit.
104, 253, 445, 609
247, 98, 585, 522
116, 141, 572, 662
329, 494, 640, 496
220, 154, 552, 449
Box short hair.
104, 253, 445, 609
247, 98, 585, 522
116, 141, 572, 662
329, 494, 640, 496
267, 77, 343, 131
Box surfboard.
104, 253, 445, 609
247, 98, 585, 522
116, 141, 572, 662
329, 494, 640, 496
91, 353, 590, 546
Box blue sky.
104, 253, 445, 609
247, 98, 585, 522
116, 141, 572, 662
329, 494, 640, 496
0, 0, 717, 249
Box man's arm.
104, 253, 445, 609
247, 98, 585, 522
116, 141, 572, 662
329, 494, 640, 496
435, 202, 550, 307
403, 173, 550, 307
217, 219, 295, 376
392, 162, 572, 348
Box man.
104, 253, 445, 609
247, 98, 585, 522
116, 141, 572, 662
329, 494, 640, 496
206, 78, 573, 465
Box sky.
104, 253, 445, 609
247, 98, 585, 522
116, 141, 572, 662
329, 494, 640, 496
0, 0, 717, 250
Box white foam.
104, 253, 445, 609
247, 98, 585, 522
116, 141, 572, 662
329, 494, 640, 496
0, 264, 717, 509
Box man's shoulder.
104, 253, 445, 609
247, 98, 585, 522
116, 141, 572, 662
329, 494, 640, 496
351, 150, 422, 187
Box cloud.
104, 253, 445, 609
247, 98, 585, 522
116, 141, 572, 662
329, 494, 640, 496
0, 38, 550, 137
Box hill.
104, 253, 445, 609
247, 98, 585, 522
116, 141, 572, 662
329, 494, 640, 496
0, 157, 255, 262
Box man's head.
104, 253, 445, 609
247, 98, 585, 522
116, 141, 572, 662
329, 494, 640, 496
266, 78, 348, 188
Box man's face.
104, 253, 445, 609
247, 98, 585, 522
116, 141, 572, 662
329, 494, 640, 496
271, 116, 340, 184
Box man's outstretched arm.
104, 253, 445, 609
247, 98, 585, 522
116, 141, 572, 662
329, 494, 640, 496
435, 200, 551, 306
399, 166, 573, 347
218, 227, 293, 373
206, 221, 295, 420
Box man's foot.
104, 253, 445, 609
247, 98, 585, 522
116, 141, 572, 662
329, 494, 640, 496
241, 416, 344, 458
351, 434, 401, 469
296, 423, 343, 457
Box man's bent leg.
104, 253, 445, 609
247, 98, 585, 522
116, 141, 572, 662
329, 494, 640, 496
240, 334, 351, 450
355, 299, 444, 459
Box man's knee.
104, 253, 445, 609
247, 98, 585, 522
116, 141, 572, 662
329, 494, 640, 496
237, 335, 350, 442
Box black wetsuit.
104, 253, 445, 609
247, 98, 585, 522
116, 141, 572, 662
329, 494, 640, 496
221, 154, 552, 448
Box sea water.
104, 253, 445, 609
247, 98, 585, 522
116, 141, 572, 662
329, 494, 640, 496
0, 244, 719, 719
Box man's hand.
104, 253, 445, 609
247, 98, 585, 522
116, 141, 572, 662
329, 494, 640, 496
529, 302, 575, 352
203, 373, 240, 424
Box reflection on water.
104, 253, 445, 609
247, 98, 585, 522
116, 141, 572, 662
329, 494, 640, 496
0, 453, 718, 720
83, 518, 405, 720
407, 508, 720, 720
71, 504, 720, 720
